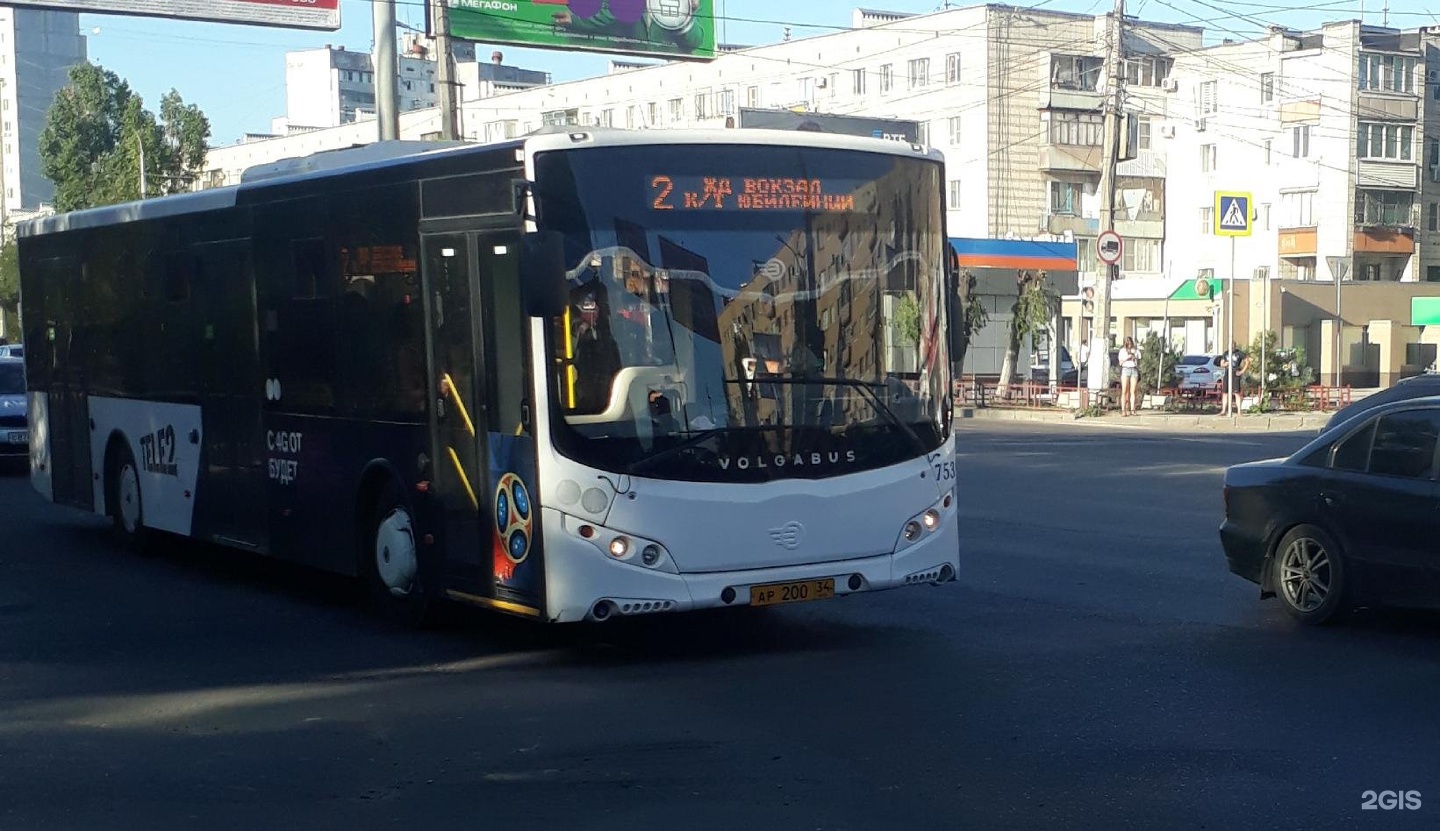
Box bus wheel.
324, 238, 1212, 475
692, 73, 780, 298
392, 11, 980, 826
362, 481, 432, 627
107, 443, 147, 551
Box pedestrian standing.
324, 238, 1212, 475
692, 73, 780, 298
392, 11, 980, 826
1118, 336, 1141, 416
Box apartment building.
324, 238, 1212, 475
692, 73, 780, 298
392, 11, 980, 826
0, 6, 85, 215
272, 34, 549, 134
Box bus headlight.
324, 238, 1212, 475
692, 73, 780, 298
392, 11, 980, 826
895, 497, 951, 552
563, 514, 677, 574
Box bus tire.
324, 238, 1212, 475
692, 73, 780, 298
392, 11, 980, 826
106, 439, 148, 552
360, 477, 433, 627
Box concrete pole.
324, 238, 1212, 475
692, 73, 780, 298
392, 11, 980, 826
433, 0, 459, 140
1090, 0, 1125, 394
374, 0, 400, 141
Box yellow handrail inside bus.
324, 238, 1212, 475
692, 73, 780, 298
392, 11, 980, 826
446, 446, 479, 511
440, 372, 476, 437
563, 306, 577, 408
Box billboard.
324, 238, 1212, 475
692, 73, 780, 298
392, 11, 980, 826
736, 108, 921, 143
448, 0, 716, 62
5, 0, 340, 30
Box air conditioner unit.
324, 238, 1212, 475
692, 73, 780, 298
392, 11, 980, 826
1161, 77, 1179, 92
1429, 69, 1439, 83
1159, 124, 1176, 138
1194, 117, 1208, 132
815, 76, 828, 88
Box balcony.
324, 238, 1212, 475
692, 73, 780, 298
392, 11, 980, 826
1039, 144, 1102, 173
1044, 213, 1098, 236
1038, 87, 1104, 111
1278, 227, 1318, 256
1356, 93, 1417, 121
1357, 160, 1418, 188
1354, 226, 1415, 254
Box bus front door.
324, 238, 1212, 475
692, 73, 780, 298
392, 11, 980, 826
423, 235, 491, 599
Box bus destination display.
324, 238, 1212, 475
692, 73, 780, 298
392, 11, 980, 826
650, 175, 857, 212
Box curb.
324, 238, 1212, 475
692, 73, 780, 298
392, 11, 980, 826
958, 406, 1329, 433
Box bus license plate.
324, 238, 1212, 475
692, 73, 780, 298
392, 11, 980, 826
6, 431, 26, 444
750, 578, 835, 607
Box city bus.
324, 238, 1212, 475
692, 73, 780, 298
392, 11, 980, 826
17, 129, 959, 624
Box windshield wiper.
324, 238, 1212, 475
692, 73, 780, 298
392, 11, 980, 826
729, 375, 930, 456
625, 427, 729, 475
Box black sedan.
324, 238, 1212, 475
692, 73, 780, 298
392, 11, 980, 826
1221, 395, 1440, 624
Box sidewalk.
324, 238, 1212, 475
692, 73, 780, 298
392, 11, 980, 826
957, 406, 1331, 433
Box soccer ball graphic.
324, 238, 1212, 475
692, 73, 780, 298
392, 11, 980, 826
494, 472, 533, 565
647, 0, 695, 32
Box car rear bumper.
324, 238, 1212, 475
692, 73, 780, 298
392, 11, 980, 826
1220, 519, 1268, 585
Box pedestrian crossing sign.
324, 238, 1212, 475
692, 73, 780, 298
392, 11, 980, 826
1214, 191, 1252, 237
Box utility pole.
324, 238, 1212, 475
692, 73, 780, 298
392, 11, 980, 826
432, 0, 459, 140
1089, 0, 1125, 392
137, 131, 147, 198
373, 0, 400, 141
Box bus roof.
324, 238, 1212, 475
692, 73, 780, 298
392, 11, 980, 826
17, 129, 943, 239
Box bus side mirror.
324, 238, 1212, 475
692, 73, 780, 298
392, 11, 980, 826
520, 230, 567, 318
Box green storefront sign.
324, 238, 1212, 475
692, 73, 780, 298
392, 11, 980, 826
449, 0, 717, 61
1411, 297, 1440, 326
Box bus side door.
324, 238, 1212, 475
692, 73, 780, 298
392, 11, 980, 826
192, 240, 267, 550
423, 234, 490, 596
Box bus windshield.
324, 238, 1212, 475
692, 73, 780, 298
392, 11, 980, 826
534, 144, 949, 482
0, 362, 23, 396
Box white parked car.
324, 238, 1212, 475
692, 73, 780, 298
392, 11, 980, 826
0, 344, 21, 359
1178, 354, 1225, 390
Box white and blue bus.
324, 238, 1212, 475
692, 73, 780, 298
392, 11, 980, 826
18, 130, 958, 623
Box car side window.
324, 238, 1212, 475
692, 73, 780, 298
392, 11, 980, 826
1331, 420, 1375, 472
1368, 410, 1440, 479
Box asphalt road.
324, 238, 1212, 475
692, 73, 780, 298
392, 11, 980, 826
2, 424, 1438, 830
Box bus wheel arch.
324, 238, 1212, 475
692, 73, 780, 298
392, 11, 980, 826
103, 431, 146, 549
356, 464, 432, 626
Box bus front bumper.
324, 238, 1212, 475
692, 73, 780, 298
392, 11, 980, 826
542, 515, 960, 623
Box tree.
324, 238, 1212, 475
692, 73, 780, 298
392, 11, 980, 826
0, 240, 16, 338
1139, 331, 1181, 393
952, 268, 989, 379
997, 269, 1056, 396
39, 63, 211, 212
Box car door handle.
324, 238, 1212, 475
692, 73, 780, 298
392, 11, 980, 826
1322, 493, 1344, 507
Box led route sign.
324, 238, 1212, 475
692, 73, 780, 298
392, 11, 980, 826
649, 175, 858, 212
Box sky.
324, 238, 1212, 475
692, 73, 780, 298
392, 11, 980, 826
74, 0, 1440, 147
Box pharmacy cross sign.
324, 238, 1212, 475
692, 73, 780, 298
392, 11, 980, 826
1214, 191, 1252, 237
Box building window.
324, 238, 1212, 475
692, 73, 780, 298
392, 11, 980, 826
1200, 206, 1213, 234
1260, 72, 1274, 103
907, 58, 929, 89
1357, 123, 1413, 160
851, 69, 866, 96
1049, 180, 1094, 214
1198, 80, 1217, 115
1123, 238, 1160, 273
646, 102, 658, 126
719, 89, 735, 114
879, 63, 893, 94
1263, 139, 1272, 165
1428, 266, 1440, 282
626, 105, 638, 129
1200, 143, 1216, 171
1355, 190, 1414, 226
948, 116, 961, 145
1292, 125, 1311, 158
1050, 54, 1102, 91
948, 180, 962, 210
1123, 56, 1172, 87
746, 85, 759, 107
694, 92, 709, 119
1049, 111, 1104, 146
668, 98, 683, 123
1137, 116, 1151, 150
828, 73, 838, 98
1430, 202, 1439, 232
1358, 53, 1416, 93
600, 109, 614, 127
946, 52, 961, 84
1262, 203, 1271, 230
1280, 190, 1316, 227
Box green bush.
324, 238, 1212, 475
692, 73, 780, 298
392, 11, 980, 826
1139, 332, 1182, 392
